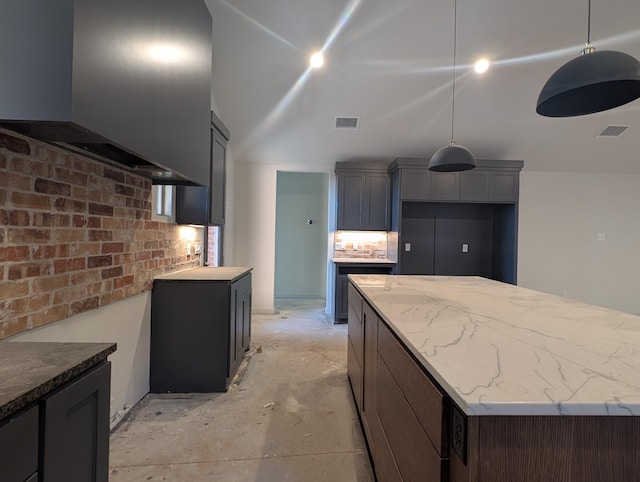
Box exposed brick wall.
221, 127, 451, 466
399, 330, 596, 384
0, 129, 200, 339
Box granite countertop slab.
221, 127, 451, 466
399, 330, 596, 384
349, 275, 640, 417
154, 266, 252, 282
0, 342, 117, 421
332, 258, 396, 264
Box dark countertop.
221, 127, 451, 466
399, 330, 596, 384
0, 341, 117, 421
154, 266, 252, 283
332, 258, 396, 264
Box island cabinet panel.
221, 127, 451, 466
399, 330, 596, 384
347, 283, 364, 411
450, 415, 640, 482
348, 281, 450, 481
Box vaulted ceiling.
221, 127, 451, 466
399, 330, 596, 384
205, 0, 640, 173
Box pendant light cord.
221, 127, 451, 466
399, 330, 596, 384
587, 0, 591, 44
450, 0, 458, 144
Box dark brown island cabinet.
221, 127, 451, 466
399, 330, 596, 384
150, 267, 252, 393
348, 276, 640, 482
0, 342, 116, 482
335, 161, 391, 231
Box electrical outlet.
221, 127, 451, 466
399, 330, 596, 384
462, 243, 469, 253
562, 290, 568, 298
194, 243, 202, 255
335, 241, 346, 251
404, 243, 411, 252
352, 241, 358, 251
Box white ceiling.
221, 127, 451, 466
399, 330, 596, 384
205, 0, 640, 173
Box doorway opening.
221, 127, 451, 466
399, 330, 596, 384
275, 172, 329, 301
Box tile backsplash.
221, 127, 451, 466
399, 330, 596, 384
334, 231, 387, 259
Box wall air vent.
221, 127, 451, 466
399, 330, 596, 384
596, 125, 629, 138
335, 116, 359, 130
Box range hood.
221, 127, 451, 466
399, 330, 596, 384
0, 0, 212, 186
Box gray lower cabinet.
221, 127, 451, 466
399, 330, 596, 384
150, 272, 252, 392
334, 263, 395, 323
41, 362, 111, 482
0, 362, 111, 482
0, 406, 38, 482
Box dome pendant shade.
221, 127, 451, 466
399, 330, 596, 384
537, 50, 640, 117
428, 142, 476, 172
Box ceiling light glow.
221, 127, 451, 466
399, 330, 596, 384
474, 58, 490, 74
310, 52, 324, 69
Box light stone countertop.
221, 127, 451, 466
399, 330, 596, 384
349, 274, 640, 417
154, 266, 252, 282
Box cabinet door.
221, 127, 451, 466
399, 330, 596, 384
490, 171, 519, 202
337, 172, 365, 230
460, 170, 490, 201
364, 173, 390, 230
41, 362, 111, 482
430, 172, 460, 200
335, 274, 350, 322
230, 274, 252, 379
401, 168, 430, 201
209, 126, 227, 226
0, 406, 38, 482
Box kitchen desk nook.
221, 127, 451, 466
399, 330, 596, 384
347, 275, 640, 482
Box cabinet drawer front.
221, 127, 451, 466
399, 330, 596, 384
348, 284, 364, 365
377, 354, 445, 481
378, 321, 448, 456
347, 337, 363, 412
0, 405, 39, 482
347, 282, 362, 319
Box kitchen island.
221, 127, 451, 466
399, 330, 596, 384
347, 275, 640, 482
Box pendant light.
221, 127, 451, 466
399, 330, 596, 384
536, 0, 640, 117
429, 0, 476, 172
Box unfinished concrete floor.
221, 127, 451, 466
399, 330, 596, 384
109, 299, 374, 481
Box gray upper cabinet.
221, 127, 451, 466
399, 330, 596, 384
389, 158, 523, 203
430, 172, 460, 201
176, 112, 229, 226
460, 170, 490, 201
336, 161, 390, 231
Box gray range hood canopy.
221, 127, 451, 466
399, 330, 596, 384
0, 0, 212, 186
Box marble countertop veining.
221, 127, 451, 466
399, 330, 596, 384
349, 275, 640, 417
0, 342, 117, 421
154, 266, 252, 282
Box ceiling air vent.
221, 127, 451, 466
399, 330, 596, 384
335, 116, 359, 130
596, 125, 629, 138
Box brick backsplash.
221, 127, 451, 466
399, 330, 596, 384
0, 129, 200, 339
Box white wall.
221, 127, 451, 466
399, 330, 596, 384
10, 293, 151, 426
234, 162, 333, 313
518, 171, 640, 315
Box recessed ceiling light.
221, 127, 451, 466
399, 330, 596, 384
310, 51, 324, 69
474, 58, 490, 74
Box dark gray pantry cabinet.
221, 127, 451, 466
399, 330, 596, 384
0, 342, 116, 482
388, 158, 523, 283
150, 267, 252, 393
335, 161, 391, 231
